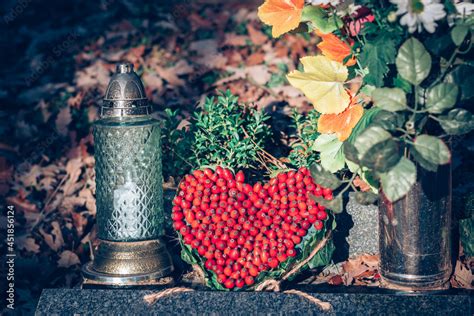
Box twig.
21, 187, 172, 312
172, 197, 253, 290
31, 174, 68, 231
241, 126, 286, 170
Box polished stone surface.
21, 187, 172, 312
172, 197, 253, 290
36, 285, 471, 315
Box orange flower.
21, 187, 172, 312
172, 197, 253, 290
258, 0, 305, 38
316, 31, 356, 66
317, 98, 363, 141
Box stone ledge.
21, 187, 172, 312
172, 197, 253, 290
36, 286, 471, 315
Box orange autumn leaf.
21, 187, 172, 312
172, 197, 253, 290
316, 31, 356, 66
318, 102, 363, 141
258, 0, 305, 38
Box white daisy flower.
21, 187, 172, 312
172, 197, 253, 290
454, 0, 474, 17
390, 0, 447, 33
308, 0, 341, 6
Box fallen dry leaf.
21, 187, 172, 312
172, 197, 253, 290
40, 221, 64, 252
63, 158, 83, 196
57, 250, 80, 268
247, 65, 272, 85
17, 237, 40, 253
247, 52, 265, 66
247, 24, 267, 46
55, 107, 72, 137
451, 260, 473, 289
75, 60, 111, 92
224, 33, 250, 47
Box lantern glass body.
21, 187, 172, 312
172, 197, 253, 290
94, 115, 164, 242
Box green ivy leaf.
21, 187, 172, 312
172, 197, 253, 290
380, 157, 417, 202
301, 6, 341, 33
355, 191, 378, 205
310, 194, 343, 213
313, 134, 345, 173
451, 25, 469, 46
438, 108, 474, 135
372, 87, 407, 111
396, 37, 432, 85
413, 135, 451, 166
309, 163, 342, 190
426, 83, 458, 113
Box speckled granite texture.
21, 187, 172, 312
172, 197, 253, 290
346, 193, 379, 257
36, 287, 471, 315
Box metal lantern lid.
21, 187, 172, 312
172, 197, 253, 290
101, 63, 151, 118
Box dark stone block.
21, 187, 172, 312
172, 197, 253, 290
36, 285, 471, 315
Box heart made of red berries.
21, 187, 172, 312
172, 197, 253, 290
172, 166, 335, 291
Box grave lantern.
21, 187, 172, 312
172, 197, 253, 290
83, 62, 173, 285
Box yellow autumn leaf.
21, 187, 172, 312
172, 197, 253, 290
287, 55, 350, 114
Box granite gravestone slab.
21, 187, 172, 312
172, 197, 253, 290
345, 193, 379, 257
36, 286, 471, 315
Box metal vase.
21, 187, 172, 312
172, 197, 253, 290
379, 164, 452, 289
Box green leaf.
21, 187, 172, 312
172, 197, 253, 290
309, 163, 342, 190
355, 191, 378, 205
347, 107, 381, 144
343, 141, 359, 164
396, 37, 432, 85
360, 139, 401, 173
380, 157, 417, 202
301, 6, 341, 33
307, 239, 335, 269
410, 147, 438, 172
180, 240, 200, 265
372, 87, 407, 111
310, 194, 343, 213
359, 84, 376, 97
313, 134, 344, 172
359, 35, 397, 87
460, 217, 474, 257
445, 65, 474, 101
207, 271, 227, 291
426, 83, 458, 113
371, 110, 405, 131
354, 125, 392, 159
413, 135, 451, 166
393, 75, 412, 93
451, 25, 469, 46
438, 108, 474, 135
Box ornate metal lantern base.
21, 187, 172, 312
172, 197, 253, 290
82, 239, 173, 286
